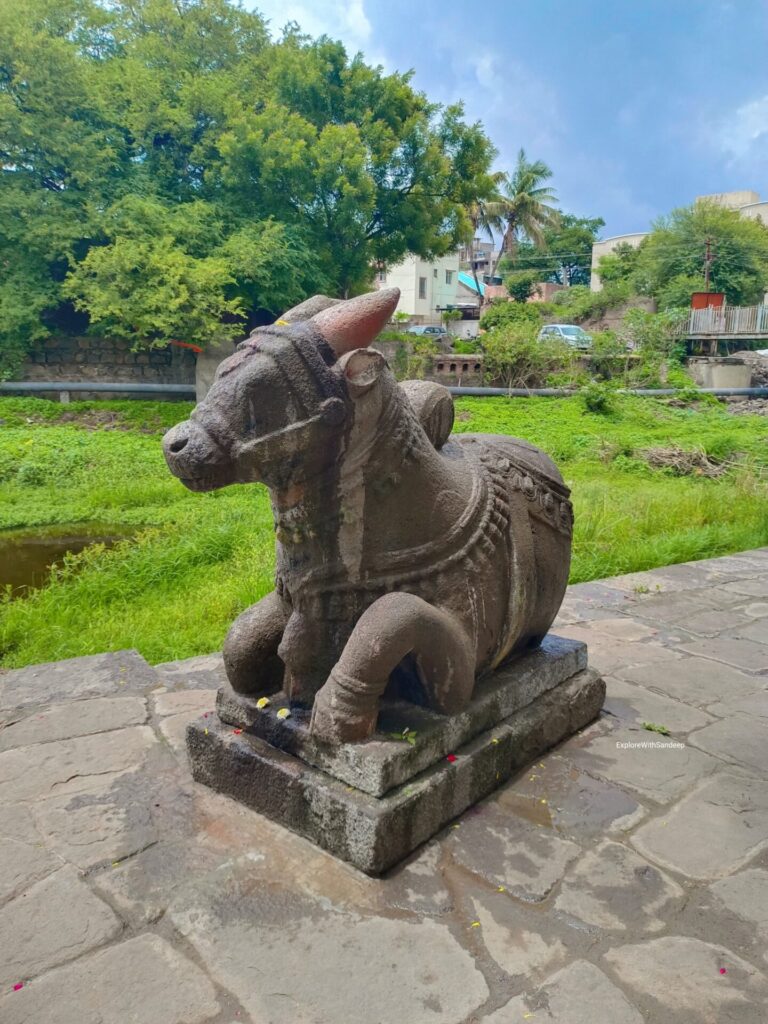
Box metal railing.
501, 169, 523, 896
688, 304, 768, 336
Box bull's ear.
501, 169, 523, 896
313, 288, 400, 358
338, 349, 387, 398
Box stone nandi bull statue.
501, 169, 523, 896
163, 288, 573, 744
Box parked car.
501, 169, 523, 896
538, 324, 593, 349
405, 325, 449, 343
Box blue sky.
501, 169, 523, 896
249, 0, 768, 240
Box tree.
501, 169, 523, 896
0, 0, 497, 370
633, 203, 768, 308
502, 214, 605, 287
505, 271, 540, 303
492, 149, 559, 276
463, 170, 506, 303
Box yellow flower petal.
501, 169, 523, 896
276, 707, 291, 720
256, 697, 271, 709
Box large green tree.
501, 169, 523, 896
500, 213, 605, 287
598, 202, 768, 309
0, 0, 496, 371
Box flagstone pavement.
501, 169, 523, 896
1, 548, 767, 1024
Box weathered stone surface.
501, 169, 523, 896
742, 600, 768, 618
470, 890, 582, 980
583, 617, 659, 642
0, 836, 60, 903
188, 668, 604, 874
91, 839, 224, 925
674, 635, 768, 672
153, 654, 227, 691
673, 605, 759, 637
218, 635, 588, 797
447, 804, 580, 901
0, 726, 159, 804
160, 709, 210, 755
0, 650, 157, 710
555, 840, 683, 932
689, 715, 768, 774
0, 696, 147, 751
0, 803, 41, 844
170, 883, 489, 1024
565, 727, 718, 803
616, 656, 758, 707
495, 755, 645, 839
32, 767, 159, 869
632, 773, 768, 878
483, 960, 644, 1024
0, 935, 220, 1024
710, 869, 768, 953
604, 936, 768, 1022
705, 687, 768, 719
733, 618, 768, 645
153, 689, 216, 717
720, 576, 768, 598
603, 676, 714, 733
0, 866, 121, 985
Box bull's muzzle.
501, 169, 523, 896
162, 420, 234, 492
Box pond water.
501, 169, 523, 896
0, 525, 135, 595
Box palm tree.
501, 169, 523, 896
493, 149, 559, 279
465, 172, 507, 305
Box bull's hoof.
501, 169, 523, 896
309, 677, 378, 744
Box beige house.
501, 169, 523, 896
375, 253, 460, 323
590, 190, 768, 291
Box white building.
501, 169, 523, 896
376, 253, 460, 323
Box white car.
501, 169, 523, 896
538, 324, 593, 349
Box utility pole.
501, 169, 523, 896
703, 237, 713, 292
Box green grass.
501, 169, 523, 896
1, 394, 766, 668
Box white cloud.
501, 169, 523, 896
251, 0, 376, 57
718, 93, 768, 160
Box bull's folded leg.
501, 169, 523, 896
309, 593, 474, 743
223, 591, 287, 695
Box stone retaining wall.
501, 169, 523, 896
20, 336, 196, 395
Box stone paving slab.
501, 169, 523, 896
483, 960, 644, 1024
632, 772, 768, 879
0, 650, 158, 710
604, 936, 768, 1022
0, 695, 148, 751
0, 866, 121, 987
0, 935, 221, 1024
616, 655, 760, 706
169, 880, 489, 1024
0, 547, 767, 1024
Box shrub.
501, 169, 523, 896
504, 271, 541, 303
482, 324, 575, 389
579, 380, 616, 415
479, 300, 542, 331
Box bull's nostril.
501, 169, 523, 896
169, 437, 189, 454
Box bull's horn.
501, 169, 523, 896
313, 288, 400, 358
279, 295, 342, 323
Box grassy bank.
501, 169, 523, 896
1, 394, 766, 668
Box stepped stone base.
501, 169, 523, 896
187, 638, 605, 874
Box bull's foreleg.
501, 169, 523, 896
309, 593, 475, 743
223, 591, 287, 696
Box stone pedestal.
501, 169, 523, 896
186, 636, 605, 875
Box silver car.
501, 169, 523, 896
538, 324, 593, 349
